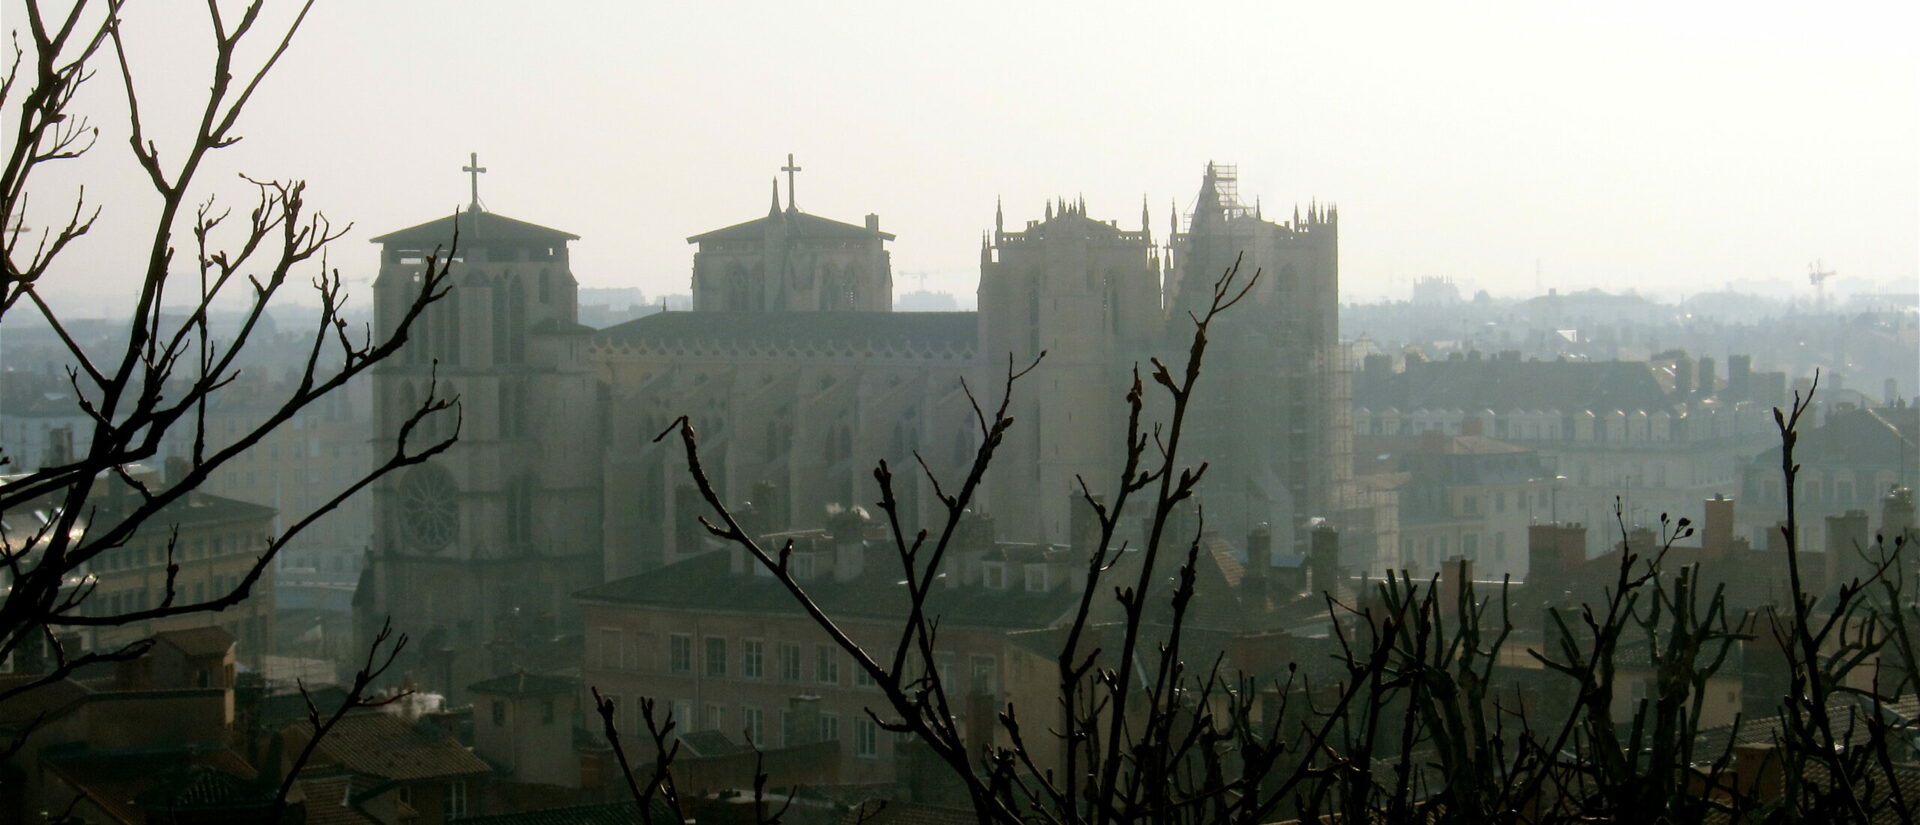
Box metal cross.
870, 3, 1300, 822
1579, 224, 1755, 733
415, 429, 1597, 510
462, 152, 487, 211
780, 153, 801, 212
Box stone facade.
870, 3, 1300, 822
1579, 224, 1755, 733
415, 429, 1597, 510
361, 165, 1370, 697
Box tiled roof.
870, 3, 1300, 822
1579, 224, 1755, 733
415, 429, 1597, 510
1693, 694, 1920, 759
836, 800, 979, 825
154, 625, 236, 657
597, 311, 976, 354
1356, 359, 1673, 414
296, 773, 388, 825
0, 674, 92, 727
289, 709, 492, 782
371, 209, 578, 246
469, 670, 580, 697
43, 747, 261, 824
454, 800, 670, 825
678, 729, 747, 758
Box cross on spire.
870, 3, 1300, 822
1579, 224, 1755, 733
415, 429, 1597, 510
780, 153, 802, 212
462, 152, 488, 212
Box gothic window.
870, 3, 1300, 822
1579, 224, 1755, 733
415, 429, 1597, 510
729, 264, 752, 311
508, 280, 527, 361
890, 418, 916, 462
538, 271, 552, 304
490, 276, 508, 364
506, 475, 535, 550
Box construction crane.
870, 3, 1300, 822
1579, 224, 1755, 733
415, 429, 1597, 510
1808, 260, 1835, 312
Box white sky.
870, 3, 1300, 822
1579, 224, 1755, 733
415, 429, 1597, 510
7, 0, 1917, 315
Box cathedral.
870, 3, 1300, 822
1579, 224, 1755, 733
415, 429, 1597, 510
357, 161, 1382, 696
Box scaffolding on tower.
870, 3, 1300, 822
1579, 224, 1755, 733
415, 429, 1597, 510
1181, 161, 1260, 232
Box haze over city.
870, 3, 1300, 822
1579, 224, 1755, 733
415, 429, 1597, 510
5, 1, 1920, 823
12, 0, 1916, 317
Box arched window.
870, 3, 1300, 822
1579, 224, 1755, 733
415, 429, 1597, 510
506, 474, 535, 550
491, 275, 511, 364
538, 270, 552, 304
507, 280, 527, 361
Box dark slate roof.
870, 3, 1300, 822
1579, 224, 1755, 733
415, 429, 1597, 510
287, 709, 492, 782
687, 209, 893, 243
43, 748, 262, 824
1693, 694, 1920, 760
1356, 359, 1673, 413
370, 208, 578, 247
598, 311, 976, 353
154, 625, 236, 657
1748, 405, 1920, 469
836, 800, 980, 825
575, 547, 1074, 630
468, 670, 580, 697
678, 729, 747, 757
454, 799, 671, 825
0, 674, 91, 727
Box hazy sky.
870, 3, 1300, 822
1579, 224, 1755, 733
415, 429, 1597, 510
8, 0, 1917, 315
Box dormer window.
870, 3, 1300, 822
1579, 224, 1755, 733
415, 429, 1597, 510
982, 562, 1006, 590
1024, 564, 1048, 592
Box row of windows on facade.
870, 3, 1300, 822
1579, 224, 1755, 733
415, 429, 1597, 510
595, 693, 885, 759
595, 629, 999, 693
1755, 472, 1901, 507
89, 578, 261, 616
1404, 530, 1513, 568
1455, 488, 1551, 517
87, 532, 268, 573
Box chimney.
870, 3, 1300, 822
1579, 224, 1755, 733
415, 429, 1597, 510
1697, 356, 1717, 398
1527, 523, 1586, 584
1439, 555, 1472, 618
751, 480, 784, 528
865, 214, 881, 233
1825, 510, 1873, 587
1245, 523, 1272, 573
1766, 522, 1794, 553
836, 530, 870, 582
1884, 487, 1916, 545
1071, 493, 1103, 556
44, 425, 74, 468
165, 456, 191, 487
1731, 743, 1784, 804
1728, 354, 1753, 401
672, 483, 704, 558
964, 690, 996, 765
1309, 524, 1342, 597
1673, 356, 1694, 398
1624, 525, 1657, 554
1702, 495, 1735, 552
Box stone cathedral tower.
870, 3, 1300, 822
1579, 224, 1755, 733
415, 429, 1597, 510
978, 197, 1164, 541
1168, 162, 1365, 561
360, 194, 605, 700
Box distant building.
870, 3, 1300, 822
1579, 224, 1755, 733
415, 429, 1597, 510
1, 464, 277, 670
1360, 424, 1554, 580
1355, 351, 1780, 555
359, 161, 1384, 698
1737, 403, 1920, 551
